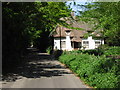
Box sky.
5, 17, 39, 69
66, 0, 92, 15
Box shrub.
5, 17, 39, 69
62, 50, 82, 55
59, 52, 120, 88
46, 46, 52, 54
98, 44, 109, 52
53, 50, 63, 59
82, 49, 102, 56
88, 73, 118, 88
104, 46, 120, 56
59, 54, 76, 66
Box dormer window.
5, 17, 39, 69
65, 30, 71, 35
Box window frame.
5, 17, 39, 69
83, 41, 89, 48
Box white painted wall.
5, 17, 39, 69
54, 36, 104, 50
54, 38, 60, 50
88, 36, 95, 49
54, 38, 67, 50
66, 35, 72, 51
54, 37, 73, 51
101, 40, 104, 44
82, 36, 104, 50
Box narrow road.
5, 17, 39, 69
2, 48, 89, 88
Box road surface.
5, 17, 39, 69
2, 49, 89, 88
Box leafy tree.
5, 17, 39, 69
2, 2, 71, 71
77, 2, 120, 46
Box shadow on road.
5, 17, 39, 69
2, 48, 72, 82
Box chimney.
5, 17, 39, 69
71, 11, 76, 19
71, 11, 75, 17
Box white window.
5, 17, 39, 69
95, 41, 101, 48
83, 41, 89, 48
61, 41, 66, 48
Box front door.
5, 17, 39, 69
72, 42, 81, 50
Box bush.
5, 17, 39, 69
59, 54, 76, 66
88, 73, 118, 88
59, 52, 120, 88
62, 50, 82, 55
81, 46, 120, 56
82, 49, 103, 56
104, 46, 120, 56
98, 44, 109, 52
46, 46, 52, 54
53, 50, 63, 59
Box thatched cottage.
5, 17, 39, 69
51, 14, 104, 51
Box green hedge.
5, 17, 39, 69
63, 46, 120, 56
59, 53, 120, 88
104, 46, 120, 56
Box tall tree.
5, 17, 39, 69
77, 2, 120, 46
2, 2, 71, 70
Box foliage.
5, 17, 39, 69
104, 46, 120, 56
64, 46, 120, 56
46, 46, 52, 54
87, 73, 118, 88
82, 49, 103, 56
2, 2, 71, 70
53, 50, 63, 59
63, 50, 82, 55
62, 49, 101, 56
59, 51, 120, 88
77, 2, 120, 46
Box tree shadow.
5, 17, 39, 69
2, 50, 72, 82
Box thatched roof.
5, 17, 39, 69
52, 16, 102, 42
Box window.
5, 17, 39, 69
74, 42, 81, 48
61, 41, 66, 48
83, 41, 89, 48
95, 41, 101, 48
65, 30, 71, 35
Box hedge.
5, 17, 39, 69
59, 53, 120, 88
104, 46, 120, 56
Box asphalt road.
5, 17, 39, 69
2, 49, 89, 88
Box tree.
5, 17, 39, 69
77, 2, 120, 46
2, 2, 71, 70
